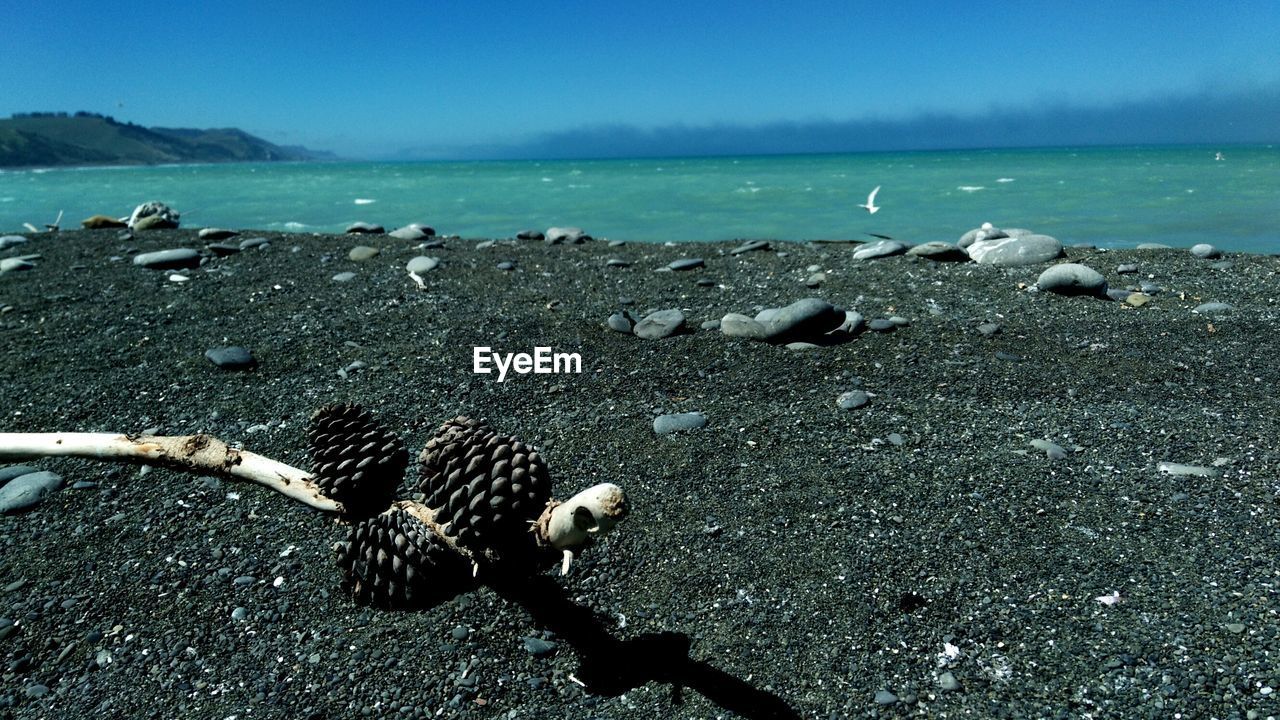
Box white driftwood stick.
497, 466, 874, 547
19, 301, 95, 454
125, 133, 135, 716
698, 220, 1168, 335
0, 432, 340, 513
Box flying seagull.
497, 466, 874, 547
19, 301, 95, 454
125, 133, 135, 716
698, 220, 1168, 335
858, 185, 881, 214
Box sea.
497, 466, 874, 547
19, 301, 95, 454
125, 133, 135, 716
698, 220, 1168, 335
1, 145, 1276, 252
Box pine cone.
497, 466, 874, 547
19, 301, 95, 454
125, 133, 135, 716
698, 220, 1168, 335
308, 404, 407, 518
335, 506, 476, 609
415, 416, 552, 560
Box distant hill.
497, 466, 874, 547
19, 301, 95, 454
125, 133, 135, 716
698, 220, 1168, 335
0, 112, 334, 167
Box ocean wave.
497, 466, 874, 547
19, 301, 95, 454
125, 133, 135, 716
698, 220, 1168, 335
0, 197, 14, 203
996, 178, 1015, 183
957, 186, 985, 192
354, 198, 376, 205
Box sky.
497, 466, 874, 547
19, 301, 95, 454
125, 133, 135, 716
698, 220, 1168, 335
2, 1, 1278, 159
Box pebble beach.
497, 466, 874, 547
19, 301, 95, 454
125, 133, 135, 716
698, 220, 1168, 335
2, 223, 1279, 719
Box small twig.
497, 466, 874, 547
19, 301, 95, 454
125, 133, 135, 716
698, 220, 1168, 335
0, 432, 340, 513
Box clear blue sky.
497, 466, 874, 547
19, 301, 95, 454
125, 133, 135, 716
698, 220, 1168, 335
2, 1, 1277, 158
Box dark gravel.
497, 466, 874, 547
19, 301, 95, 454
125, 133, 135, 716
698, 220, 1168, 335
2, 229, 1279, 719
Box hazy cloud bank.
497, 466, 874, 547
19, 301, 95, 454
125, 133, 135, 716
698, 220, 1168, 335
455, 84, 1280, 160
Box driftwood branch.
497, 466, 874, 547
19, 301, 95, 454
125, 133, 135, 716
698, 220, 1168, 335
0, 433, 629, 557
539, 483, 629, 573
0, 432, 340, 512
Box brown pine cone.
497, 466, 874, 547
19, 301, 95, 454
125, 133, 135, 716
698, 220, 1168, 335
308, 404, 407, 518
334, 506, 476, 609
415, 416, 552, 560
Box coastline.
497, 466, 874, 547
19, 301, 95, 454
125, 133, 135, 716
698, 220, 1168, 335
2, 228, 1279, 718
4, 144, 1278, 252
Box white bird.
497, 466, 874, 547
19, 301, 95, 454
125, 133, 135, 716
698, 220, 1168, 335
858, 185, 881, 214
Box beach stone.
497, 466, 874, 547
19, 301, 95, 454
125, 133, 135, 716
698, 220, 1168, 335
607, 239, 626, 247
759, 298, 844, 343
133, 215, 178, 231
0, 235, 26, 251
968, 234, 1064, 266
81, 214, 127, 229
837, 390, 869, 410
1192, 302, 1233, 315
720, 313, 767, 340
496, 261, 515, 271
831, 310, 864, 335
958, 223, 1007, 248
239, 236, 270, 250
1190, 243, 1221, 259
868, 318, 896, 332
633, 309, 685, 339
346, 222, 385, 235
516, 229, 544, 241
653, 412, 707, 435
332, 271, 357, 283
0, 257, 36, 273
128, 201, 180, 229
1036, 263, 1107, 296
907, 241, 969, 261
668, 258, 705, 271
132, 248, 201, 270
1158, 461, 1219, 478
1030, 439, 1067, 460
700, 319, 720, 330
198, 228, 238, 240
1116, 263, 1139, 274
204, 346, 256, 370
977, 323, 1001, 337
545, 227, 589, 244
805, 272, 825, 287
939, 672, 960, 692
1125, 293, 1151, 307
605, 258, 631, 268
0, 465, 41, 488
205, 242, 241, 257
523, 637, 557, 657
730, 240, 771, 255
475, 240, 496, 250
606, 311, 634, 334
1136, 242, 1172, 250
874, 689, 898, 705
853, 240, 908, 260
348, 245, 380, 261
390, 224, 435, 241
0, 471, 64, 513
421, 237, 446, 249
406, 256, 439, 274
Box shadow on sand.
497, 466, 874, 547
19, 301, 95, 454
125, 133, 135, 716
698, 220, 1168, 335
492, 574, 801, 720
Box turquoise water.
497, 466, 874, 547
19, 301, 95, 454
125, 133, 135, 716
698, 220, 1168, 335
1, 145, 1276, 251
